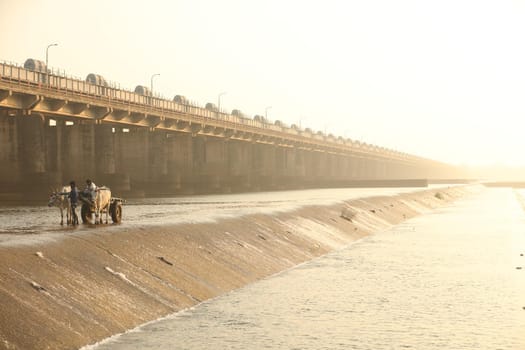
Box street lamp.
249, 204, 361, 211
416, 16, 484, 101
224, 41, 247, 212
217, 91, 227, 114
324, 123, 330, 135
45, 43, 58, 85
298, 116, 308, 129
150, 73, 160, 96
265, 106, 272, 120
45, 43, 58, 70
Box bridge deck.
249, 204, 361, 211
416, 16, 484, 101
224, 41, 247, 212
0, 62, 420, 163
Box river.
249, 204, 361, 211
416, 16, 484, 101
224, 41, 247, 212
80, 187, 525, 349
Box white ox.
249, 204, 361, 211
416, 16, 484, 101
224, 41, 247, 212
48, 185, 71, 225
93, 187, 112, 224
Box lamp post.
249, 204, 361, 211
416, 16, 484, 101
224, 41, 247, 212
324, 123, 331, 137
150, 73, 160, 96
265, 106, 272, 120
298, 116, 308, 129
217, 91, 227, 117
45, 43, 58, 70
45, 43, 58, 84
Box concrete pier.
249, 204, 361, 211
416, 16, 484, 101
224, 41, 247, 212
0, 111, 463, 198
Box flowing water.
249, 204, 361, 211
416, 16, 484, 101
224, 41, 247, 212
0, 186, 444, 247
87, 188, 525, 350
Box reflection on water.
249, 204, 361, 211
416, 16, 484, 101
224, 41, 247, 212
89, 188, 525, 350
0, 186, 448, 246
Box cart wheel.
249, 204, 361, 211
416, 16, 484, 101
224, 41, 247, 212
110, 202, 122, 223
81, 203, 93, 224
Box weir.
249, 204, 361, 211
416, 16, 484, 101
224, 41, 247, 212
0, 61, 463, 198
0, 186, 477, 350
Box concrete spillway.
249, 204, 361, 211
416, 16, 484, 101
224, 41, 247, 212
0, 186, 476, 349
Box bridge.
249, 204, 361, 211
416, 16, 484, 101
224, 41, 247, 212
0, 60, 461, 197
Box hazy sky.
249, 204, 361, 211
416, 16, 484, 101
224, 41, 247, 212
1, 0, 524, 166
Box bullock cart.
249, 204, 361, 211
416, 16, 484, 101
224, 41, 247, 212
79, 189, 124, 224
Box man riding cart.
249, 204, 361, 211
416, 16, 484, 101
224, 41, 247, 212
78, 179, 123, 224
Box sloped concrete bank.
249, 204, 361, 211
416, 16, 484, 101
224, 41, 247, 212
0, 186, 479, 350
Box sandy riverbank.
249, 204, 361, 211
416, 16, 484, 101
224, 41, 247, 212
0, 186, 479, 350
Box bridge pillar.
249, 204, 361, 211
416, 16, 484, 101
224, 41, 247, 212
309, 151, 326, 187
250, 143, 261, 191
365, 157, 379, 179
193, 136, 228, 193
0, 112, 21, 193
395, 162, 406, 179
418, 162, 430, 179
327, 153, 342, 186
340, 155, 352, 183
366, 157, 377, 179
302, 149, 314, 187
47, 118, 64, 185
333, 154, 349, 186
113, 127, 149, 195
17, 113, 66, 193
403, 163, 416, 179
96, 124, 116, 175
275, 146, 285, 188
386, 161, 397, 179
347, 155, 358, 179
321, 152, 331, 186
150, 131, 168, 178
357, 156, 367, 179
357, 157, 367, 179
392, 161, 409, 179
60, 120, 96, 186
404, 163, 416, 179
167, 132, 194, 194
375, 158, 387, 179
275, 146, 297, 189
384, 160, 398, 179
228, 140, 252, 192
94, 124, 131, 193
18, 113, 46, 174
383, 160, 392, 179
294, 148, 307, 188
252, 143, 276, 190
147, 130, 169, 194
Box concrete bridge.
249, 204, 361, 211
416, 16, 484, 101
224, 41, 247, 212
0, 61, 461, 198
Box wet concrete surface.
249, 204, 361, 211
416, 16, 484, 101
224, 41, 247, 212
0, 186, 451, 247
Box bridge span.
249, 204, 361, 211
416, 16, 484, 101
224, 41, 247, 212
0, 61, 461, 198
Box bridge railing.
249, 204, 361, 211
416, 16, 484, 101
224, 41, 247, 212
0, 61, 415, 162
0, 62, 333, 134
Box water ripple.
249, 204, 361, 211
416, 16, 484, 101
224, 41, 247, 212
89, 188, 525, 350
